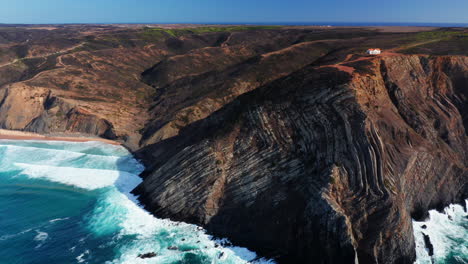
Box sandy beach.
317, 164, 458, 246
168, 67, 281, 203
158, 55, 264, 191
0, 129, 121, 145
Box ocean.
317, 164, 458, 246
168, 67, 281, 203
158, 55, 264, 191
413, 202, 468, 264
0, 139, 465, 263
0, 139, 274, 264
248, 22, 468, 27
126, 22, 468, 27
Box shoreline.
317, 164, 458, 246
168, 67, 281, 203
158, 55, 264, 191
0, 129, 121, 145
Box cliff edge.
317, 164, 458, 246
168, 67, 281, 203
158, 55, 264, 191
134, 54, 468, 263
0, 25, 467, 263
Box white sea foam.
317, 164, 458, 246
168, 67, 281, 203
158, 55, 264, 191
0, 143, 143, 173
413, 200, 468, 264
34, 231, 48, 242
3, 139, 275, 264
49, 217, 70, 223
94, 188, 276, 264
0, 228, 33, 241
76, 249, 90, 263
14, 163, 142, 191
33, 231, 49, 249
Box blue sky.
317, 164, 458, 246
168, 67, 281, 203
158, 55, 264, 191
0, 0, 466, 24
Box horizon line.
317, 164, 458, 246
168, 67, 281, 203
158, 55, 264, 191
0, 21, 467, 26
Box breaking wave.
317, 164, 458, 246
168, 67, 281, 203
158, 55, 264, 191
0, 139, 274, 264
413, 201, 468, 264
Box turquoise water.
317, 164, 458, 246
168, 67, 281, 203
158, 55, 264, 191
0, 140, 273, 264
413, 201, 468, 264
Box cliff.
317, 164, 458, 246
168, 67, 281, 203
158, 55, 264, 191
0, 25, 467, 263
0, 25, 360, 149
134, 54, 468, 263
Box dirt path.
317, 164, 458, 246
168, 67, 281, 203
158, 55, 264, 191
317, 50, 406, 74
0, 42, 85, 68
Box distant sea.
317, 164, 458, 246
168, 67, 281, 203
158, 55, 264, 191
234, 22, 468, 27
2, 22, 467, 27
132, 22, 468, 27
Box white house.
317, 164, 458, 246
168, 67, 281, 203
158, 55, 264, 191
366, 48, 381, 55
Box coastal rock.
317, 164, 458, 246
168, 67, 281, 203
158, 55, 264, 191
0, 86, 116, 139
134, 55, 468, 263
1, 25, 467, 264
422, 234, 434, 257
137, 252, 157, 259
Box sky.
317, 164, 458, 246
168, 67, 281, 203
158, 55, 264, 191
0, 0, 467, 25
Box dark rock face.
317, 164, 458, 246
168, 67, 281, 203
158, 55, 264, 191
134, 55, 467, 263
1, 25, 467, 264
422, 234, 434, 257
137, 252, 157, 259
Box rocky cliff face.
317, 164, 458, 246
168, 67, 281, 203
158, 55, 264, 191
1, 25, 467, 264
134, 54, 467, 263
0, 25, 363, 149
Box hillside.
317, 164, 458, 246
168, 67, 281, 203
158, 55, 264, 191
0, 24, 466, 263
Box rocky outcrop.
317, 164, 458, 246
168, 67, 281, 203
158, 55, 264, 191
1, 25, 467, 264
134, 55, 467, 263
0, 85, 116, 138
422, 234, 434, 258
137, 252, 157, 259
